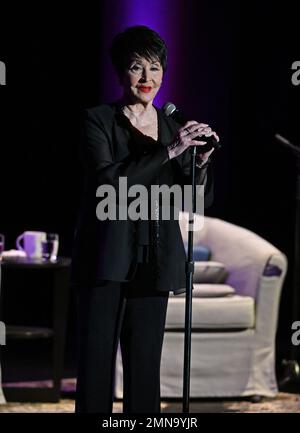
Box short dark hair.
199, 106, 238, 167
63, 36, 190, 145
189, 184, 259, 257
110, 25, 168, 80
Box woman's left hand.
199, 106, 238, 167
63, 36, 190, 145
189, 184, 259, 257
194, 124, 219, 166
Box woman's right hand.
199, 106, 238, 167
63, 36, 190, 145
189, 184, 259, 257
167, 120, 216, 160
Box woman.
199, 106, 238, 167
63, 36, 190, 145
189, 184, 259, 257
71, 25, 218, 413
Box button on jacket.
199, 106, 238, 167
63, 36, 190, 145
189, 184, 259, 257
70, 101, 214, 295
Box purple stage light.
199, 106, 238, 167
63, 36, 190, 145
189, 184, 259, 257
100, 0, 184, 108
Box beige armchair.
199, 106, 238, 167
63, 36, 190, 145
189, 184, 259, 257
114, 214, 288, 399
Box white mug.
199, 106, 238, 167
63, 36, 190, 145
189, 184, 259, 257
16, 231, 47, 259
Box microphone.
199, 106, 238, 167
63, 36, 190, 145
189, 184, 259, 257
275, 133, 300, 156
163, 102, 221, 153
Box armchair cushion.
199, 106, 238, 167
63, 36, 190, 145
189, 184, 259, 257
184, 245, 211, 261
171, 283, 235, 298
165, 293, 255, 329
193, 261, 228, 284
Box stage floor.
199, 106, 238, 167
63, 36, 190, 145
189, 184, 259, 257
1, 390, 300, 413
1, 378, 300, 413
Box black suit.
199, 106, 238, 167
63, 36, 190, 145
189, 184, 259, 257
71, 101, 213, 295
72, 101, 214, 413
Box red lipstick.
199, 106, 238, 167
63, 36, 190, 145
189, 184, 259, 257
138, 86, 152, 93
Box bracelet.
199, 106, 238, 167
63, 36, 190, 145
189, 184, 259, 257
167, 137, 180, 151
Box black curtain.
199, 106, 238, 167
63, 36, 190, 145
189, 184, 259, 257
0, 0, 299, 375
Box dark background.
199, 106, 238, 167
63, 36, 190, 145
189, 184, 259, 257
0, 1, 299, 383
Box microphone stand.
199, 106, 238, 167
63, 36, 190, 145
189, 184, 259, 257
182, 146, 197, 413
275, 134, 300, 388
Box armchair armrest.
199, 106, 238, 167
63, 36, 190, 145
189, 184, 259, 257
179, 213, 287, 299
255, 252, 287, 339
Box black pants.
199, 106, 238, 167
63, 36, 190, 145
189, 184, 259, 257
74, 263, 169, 413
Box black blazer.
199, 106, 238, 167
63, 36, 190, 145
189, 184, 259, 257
70, 101, 214, 294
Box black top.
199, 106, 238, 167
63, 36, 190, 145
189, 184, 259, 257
117, 106, 160, 265
70, 101, 214, 295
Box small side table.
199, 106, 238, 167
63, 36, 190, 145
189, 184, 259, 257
0, 257, 71, 402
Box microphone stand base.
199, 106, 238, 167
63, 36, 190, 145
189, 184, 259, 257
278, 359, 300, 390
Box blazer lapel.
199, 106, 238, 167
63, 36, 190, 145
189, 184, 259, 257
111, 102, 132, 161
155, 105, 177, 148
